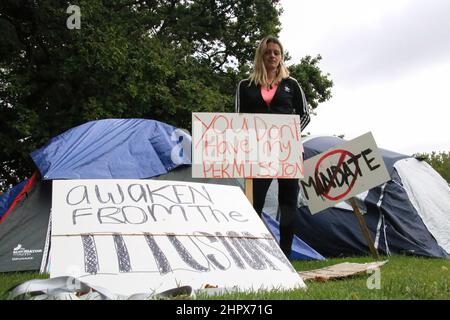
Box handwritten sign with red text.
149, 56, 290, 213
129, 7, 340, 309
300, 132, 390, 214
192, 113, 304, 179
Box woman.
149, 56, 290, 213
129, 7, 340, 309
235, 36, 310, 258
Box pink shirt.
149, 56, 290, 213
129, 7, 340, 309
261, 83, 278, 107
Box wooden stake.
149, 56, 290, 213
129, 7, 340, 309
245, 178, 253, 205
350, 197, 380, 260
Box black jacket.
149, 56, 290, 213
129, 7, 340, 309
235, 77, 310, 131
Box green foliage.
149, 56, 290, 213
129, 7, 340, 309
288, 55, 333, 110
414, 151, 450, 183
0, 0, 332, 191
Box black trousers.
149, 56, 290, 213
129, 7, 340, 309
253, 178, 299, 258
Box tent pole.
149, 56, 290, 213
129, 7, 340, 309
350, 197, 380, 260
245, 178, 253, 205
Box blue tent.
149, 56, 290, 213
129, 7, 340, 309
31, 118, 191, 180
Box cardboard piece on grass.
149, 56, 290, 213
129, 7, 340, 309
50, 179, 305, 295
299, 260, 388, 281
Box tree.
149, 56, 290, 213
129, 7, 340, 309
288, 55, 333, 110
0, 0, 333, 191
415, 151, 450, 183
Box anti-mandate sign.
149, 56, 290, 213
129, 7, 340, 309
50, 179, 305, 295
192, 112, 304, 178
300, 132, 390, 214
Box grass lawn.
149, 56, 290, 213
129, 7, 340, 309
1, 255, 449, 300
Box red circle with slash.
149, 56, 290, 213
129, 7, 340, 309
315, 149, 358, 201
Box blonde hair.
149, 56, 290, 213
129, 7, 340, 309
248, 36, 290, 87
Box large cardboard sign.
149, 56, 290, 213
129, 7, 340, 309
300, 132, 390, 214
50, 179, 305, 295
192, 113, 304, 178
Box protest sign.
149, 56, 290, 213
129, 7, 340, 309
192, 113, 304, 179
50, 179, 305, 294
300, 132, 390, 214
